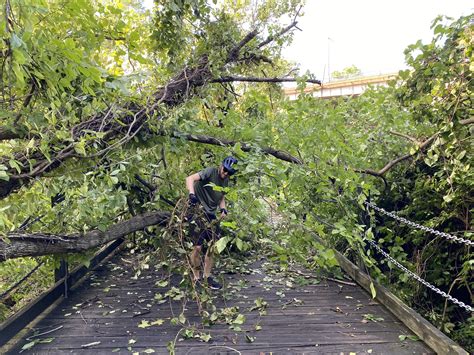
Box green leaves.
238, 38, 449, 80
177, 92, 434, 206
233, 313, 246, 325
21, 337, 55, 352
399, 334, 420, 341
215, 236, 231, 254
0, 165, 9, 181
137, 319, 165, 328
0, 3, 470, 350
363, 314, 384, 323
369, 282, 377, 299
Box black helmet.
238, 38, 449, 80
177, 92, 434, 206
222, 156, 238, 175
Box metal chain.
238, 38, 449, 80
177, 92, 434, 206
364, 201, 473, 247
365, 238, 473, 312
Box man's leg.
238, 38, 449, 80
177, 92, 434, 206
202, 217, 222, 289
189, 245, 202, 281
203, 246, 221, 289
203, 248, 214, 278
187, 210, 206, 281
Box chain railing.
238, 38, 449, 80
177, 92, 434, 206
364, 201, 473, 247
364, 200, 473, 312
364, 238, 472, 312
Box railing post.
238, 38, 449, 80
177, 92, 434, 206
54, 259, 69, 298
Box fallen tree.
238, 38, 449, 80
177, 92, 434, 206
0, 211, 170, 261
0, 4, 308, 200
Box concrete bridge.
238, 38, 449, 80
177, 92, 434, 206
284, 73, 398, 100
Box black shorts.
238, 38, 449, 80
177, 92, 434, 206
188, 212, 221, 247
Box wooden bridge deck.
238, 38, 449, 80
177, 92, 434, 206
10, 250, 433, 354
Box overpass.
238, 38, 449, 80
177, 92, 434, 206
284, 73, 398, 100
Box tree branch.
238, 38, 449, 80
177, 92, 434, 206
168, 130, 303, 165
459, 117, 473, 125
14, 81, 37, 123
257, 21, 299, 49
0, 57, 211, 196
389, 130, 422, 145
227, 29, 259, 62
356, 133, 438, 177
0, 19, 311, 197
0, 211, 171, 261
169, 130, 443, 182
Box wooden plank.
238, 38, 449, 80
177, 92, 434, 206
37, 307, 397, 322
47, 296, 387, 310
18, 344, 431, 355
13, 332, 420, 348
24, 319, 410, 337
34, 316, 400, 329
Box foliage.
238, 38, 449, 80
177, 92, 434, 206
0, 257, 52, 321
373, 14, 473, 348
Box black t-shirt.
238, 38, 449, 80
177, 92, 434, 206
194, 167, 229, 214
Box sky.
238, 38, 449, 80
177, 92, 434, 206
284, 1, 473, 81
142, 1, 472, 81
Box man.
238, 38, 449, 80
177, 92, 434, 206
185, 156, 238, 290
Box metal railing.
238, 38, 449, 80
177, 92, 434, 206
363, 200, 472, 312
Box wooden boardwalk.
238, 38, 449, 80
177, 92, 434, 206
10, 250, 433, 354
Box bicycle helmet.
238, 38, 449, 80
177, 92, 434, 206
222, 156, 238, 175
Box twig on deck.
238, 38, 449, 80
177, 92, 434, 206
208, 346, 242, 354
26, 325, 64, 340
326, 277, 357, 287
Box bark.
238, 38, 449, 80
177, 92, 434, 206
0, 211, 171, 261
169, 131, 303, 164
356, 134, 437, 177
227, 30, 259, 62
459, 117, 474, 125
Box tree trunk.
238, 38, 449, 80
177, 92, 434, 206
0, 211, 171, 261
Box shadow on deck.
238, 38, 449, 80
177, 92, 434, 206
9, 250, 433, 354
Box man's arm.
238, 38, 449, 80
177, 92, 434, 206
186, 173, 201, 194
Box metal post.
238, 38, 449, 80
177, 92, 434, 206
54, 259, 69, 298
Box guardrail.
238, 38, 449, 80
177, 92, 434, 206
0, 238, 124, 349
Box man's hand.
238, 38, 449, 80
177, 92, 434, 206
189, 193, 199, 206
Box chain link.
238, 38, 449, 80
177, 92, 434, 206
365, 238, 473, 312
364, 201, 473, 247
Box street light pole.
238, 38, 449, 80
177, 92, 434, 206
328, 37, 332, 82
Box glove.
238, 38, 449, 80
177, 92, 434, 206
220, 208, 228, 216
189, 193, 199, 206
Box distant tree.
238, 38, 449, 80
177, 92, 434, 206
331, 65, 362, 80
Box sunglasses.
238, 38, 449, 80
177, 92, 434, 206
223, 167, 236, 176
